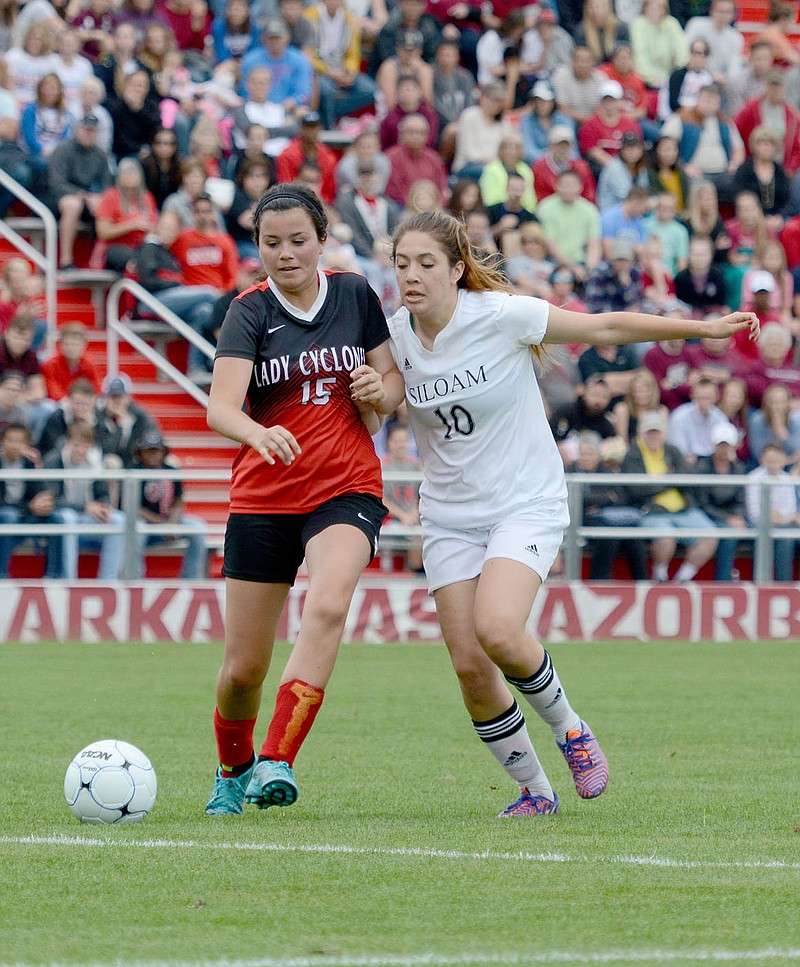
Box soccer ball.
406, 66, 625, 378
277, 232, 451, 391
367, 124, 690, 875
64, 739, 157, 825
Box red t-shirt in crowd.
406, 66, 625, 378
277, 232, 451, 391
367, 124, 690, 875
41, 352, 102, 400
530, 155, 596, 204
155, 0, 211, 51
643, 341, 696, 410
578, 115, 643, 158
598, 65, 649, 116
779, 215, 800, 269
276, 139, 338, 204
95, 186, 159, 250
171, 228, 240, 290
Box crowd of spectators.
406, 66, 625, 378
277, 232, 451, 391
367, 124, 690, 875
0, 288, 208, 578
4, 0, 800, 578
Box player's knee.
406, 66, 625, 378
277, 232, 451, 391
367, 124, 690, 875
304, 591, 350, 634
219, 657, 267, 693
450, 656, 491, 701
474, 614, 520, 663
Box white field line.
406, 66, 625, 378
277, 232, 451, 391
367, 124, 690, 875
2, 949, 800, 967
1, 833, 798, 872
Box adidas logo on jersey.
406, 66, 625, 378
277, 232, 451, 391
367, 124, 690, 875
524, 544, 539, 555
503, 750, 528, 767
404, 358, 413, 371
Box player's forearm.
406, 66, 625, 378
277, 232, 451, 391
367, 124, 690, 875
207, 398, 269, 448
376, 372, 407, 415
593, 311, 735, 345
355, 401, 383, 436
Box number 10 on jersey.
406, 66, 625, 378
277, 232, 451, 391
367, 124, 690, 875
434, 404, 475, 439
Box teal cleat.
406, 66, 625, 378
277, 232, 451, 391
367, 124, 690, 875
205, 763, 254, 816
245, 759, 299, 809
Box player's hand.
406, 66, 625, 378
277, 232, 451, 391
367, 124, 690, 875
706, 311, 760, 342
350, 365, 386, 407
252, 425, 301, 466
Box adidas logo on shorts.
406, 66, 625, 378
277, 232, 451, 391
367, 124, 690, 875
524, 544, 539, 555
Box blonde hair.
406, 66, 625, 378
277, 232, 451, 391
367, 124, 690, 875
519, 221, 546, 245
625, 368, 661, 416
392, 210, 547, 364
581, 0, 621, 62
405, 179, 443, 215
749, 124, 782, 152
189, 115, 223, 158
686, 179, 719, 235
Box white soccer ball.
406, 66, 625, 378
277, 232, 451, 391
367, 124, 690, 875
64, 739, 157, 825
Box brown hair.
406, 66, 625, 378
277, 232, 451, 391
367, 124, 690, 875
392, 211, 547, 363
180, 157, 207, 181
59, 321, 89, 341
7, 306, 35, 334
581, 0, 621, 62
36, 72, 66, 112
761, 381, 792, 430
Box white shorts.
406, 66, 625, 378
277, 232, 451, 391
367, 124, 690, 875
422, 507, 567, 594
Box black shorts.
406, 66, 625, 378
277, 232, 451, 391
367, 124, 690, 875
222, 492, 388, 585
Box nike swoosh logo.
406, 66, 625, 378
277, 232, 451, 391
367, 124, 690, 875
268, 325, 286, 334
357, 512, 372, 525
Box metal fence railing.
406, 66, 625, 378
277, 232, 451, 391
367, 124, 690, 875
2, 467, 796, 583
0, 167, 58, 357
0, 467, 228, 580
105, 278, 215, 407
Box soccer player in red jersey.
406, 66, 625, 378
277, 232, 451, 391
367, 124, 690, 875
204, 183, 405, 816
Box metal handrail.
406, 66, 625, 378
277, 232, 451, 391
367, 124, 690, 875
0, 466, 231, 579
105, 278, 214, 408
0, 167, 58, 356
378, 471, 799, 582
2, 464, 798, 582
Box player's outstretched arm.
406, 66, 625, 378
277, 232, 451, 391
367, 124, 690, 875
207, 356, 301, 466
543, 306, 760, 348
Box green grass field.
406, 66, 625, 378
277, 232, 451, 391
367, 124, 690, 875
1, 641, 799, 967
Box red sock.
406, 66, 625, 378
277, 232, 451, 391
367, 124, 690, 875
260, 679, 325, 767
213, 707, 257, 775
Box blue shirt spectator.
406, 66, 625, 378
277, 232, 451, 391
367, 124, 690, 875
600, 190, 650, 255
518, 81, 574, 163
240, 20, 312, 111
211, 0, 259, 63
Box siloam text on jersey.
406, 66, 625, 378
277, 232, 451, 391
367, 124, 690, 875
406, 365, 487, 405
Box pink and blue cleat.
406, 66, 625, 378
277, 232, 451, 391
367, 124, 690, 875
558, 722, 608, 799
498, 789, 559, 817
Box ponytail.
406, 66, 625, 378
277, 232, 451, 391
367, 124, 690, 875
393, 211, 548, 364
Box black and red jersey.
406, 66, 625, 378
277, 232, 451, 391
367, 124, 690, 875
215, 270, 390, 514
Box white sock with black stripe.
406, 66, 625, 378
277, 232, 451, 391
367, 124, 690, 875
505, 650, 581, 745
471, 700, 554, 799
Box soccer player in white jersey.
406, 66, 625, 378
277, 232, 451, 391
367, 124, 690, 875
384, 210, 760, 816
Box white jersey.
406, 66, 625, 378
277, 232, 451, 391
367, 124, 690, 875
387, 289, 569, 531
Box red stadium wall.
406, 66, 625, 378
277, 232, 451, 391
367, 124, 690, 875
1, 580, 799, 643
